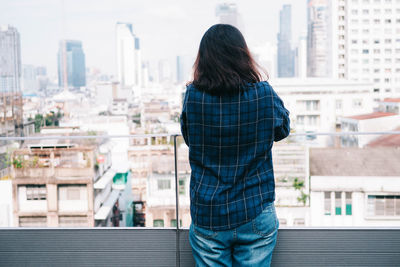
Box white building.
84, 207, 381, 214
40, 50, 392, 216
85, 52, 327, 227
273, 144, 310, 227
272, 78, 375, 146
331, 0, 400, 98
310, 147, 400, 227
340, 112, 400, 147
307, 0, 332, 77
0, 180, 13, 226
116, 22, 141, 89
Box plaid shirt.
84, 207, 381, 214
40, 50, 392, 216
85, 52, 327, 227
180, 81, 290, 231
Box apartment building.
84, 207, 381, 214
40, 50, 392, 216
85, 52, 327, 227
273, 78, 375, 146
11, 133, 118, 227
329, 0, 400, 98
309, 147, 400, 226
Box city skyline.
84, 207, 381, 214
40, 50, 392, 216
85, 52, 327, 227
0, 0, 307, 77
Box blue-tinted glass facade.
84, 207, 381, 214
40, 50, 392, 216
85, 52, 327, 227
58, 40, 86, 88
277, 5, 295, 78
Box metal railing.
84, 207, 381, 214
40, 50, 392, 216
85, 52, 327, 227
1, 131, 400, 266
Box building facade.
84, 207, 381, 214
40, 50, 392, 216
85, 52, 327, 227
0, 25, 23, 138
307, 0, 332, 77
277, 5, 295, 78
116, 22, 142, 89
57, 40, 86, 89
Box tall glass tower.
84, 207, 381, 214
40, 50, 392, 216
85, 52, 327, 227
277, 5, 295, 78
57, 40, 86, 89
0, 25, 23, 137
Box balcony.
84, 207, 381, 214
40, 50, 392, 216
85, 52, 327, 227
0, 133, 400, 266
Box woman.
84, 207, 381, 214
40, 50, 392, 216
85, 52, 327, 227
180, 24, 290, 267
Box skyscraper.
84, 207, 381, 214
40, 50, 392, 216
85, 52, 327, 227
307, 0, 331, 78
277, 5, 295, 78
0, 25, 23, 137
116, 22, 141, 89
57, 40, 86, 89
216, 3, 244, 32
331, 0, 400, 97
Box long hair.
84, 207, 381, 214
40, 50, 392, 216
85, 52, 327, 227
192, 24, 265, 95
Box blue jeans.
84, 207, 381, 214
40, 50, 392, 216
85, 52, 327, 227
189, 202, 279, 267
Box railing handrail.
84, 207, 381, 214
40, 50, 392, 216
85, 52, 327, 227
1, 131, 400, 141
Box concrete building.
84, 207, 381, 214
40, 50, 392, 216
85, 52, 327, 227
215, 3, 243, 32
307, 0, 332, 77
57, 40, 86, 89
10, 132, 122, 227
340, 112, 400, 147
277, 5, 295, 78
321, 0, 400, 98
272, 78, 375, 146
116, 22, 141, 89
0, 179, 13, 226
128, 135, 191, 227
0, 25, 23, 138
273, 143, 310, 227
309, 147, 400, 226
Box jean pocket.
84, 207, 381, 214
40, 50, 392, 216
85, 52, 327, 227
191, 224, 218, 240
252, 203, 278, 237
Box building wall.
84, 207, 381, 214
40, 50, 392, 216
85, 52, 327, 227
310, 175, 400, 226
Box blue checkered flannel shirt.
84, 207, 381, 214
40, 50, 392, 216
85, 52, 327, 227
180, 81, 290, 231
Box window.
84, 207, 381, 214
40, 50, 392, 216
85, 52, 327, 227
178, 178, 185, 195
353, 99, 363, 108
296, 115, 305, 125
336, 100, 343, 110
153, 219, 164, 227
19, 216, 47, 227
157, 179, 171, 190
362, 49, 369, 54
293, 218, 305, 226
170, 219, 182, 227
346, 192, 352, 215
58, 185, 85, 201
59, 216, 88, 227
367, 195, 400, 217
324, 192, 331, 215
335, 192, 342, 215
26, 185, 46, 200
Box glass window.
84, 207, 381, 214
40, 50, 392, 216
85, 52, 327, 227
346, 192, 352, 215
153, 219, 164, 227
367, 195, 400, 216
324, 192, 331, 215
335, 192, 342, 215
157, 179, 171, 190
26, 185, 47, 200
178, 178, 185, 195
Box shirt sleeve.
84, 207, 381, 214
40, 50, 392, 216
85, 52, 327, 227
180, 88, 189, 146
271, 87, 290, 142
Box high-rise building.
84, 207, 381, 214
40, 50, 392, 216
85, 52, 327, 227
277, 5, 295, 78
0, 25, 23, 137
331, 0, 400, 98
295, 36, 308, 79
116, 22, 142, 89
176, 56, 184, 84
216, 3, 244, 31
57, 40, 86, 89
307, 0, 332, 78
22, 65, 37, 92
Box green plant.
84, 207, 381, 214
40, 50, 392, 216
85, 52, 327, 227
297, 191, 309, 206
12, 156, 24, 169
293, 177, 304, 190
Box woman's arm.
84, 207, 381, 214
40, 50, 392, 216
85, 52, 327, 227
271, 88, 290, 142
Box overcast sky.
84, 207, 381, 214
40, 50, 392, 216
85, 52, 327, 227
0, 0, 307, 77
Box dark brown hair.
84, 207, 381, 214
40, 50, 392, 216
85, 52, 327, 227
192, 24, 265, 95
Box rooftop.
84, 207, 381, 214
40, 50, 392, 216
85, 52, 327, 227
367, 127, 400, 147
345, 112, 397, 121
310, 147, 400, 176
382, 98, 400, 103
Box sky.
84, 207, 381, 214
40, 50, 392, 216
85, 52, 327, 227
0, 0, 307, 77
